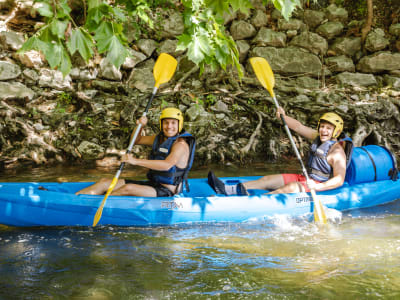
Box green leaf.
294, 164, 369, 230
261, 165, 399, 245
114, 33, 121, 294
105, 35, 128, 68
176, 33, 192, 50
57, 0, 72, 18
94, 22, 114, 53
50, 19, 69, 39
88, 0, 102, 10
87, 7, 104, 26
45, 42, 63, 69
67, 28, 95, 62
205, 0, 229, 16
39, 26, 57, 43
59, 47, 72, 77
215, 43, 229, 68
36, 2, 53, 18
18, 36, 41, 54
187, 35, 206, 64
229, 0, 253, 14
197, 34, 213, 55
271, 0, 301, 20
111, 7, 127, 22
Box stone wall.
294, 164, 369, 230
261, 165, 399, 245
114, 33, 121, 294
0, 2, 400, 168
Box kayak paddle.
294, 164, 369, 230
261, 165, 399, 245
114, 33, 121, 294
249, 56, 327, 225
92, 53, 178, 226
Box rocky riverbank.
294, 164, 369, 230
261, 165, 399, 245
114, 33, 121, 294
0, 1, 400, 169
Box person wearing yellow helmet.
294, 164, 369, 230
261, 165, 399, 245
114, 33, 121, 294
209, 107, 353, 195
77, 107, 195, 197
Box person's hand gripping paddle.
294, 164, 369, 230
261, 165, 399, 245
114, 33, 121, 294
250, 57, 327, 225
92, 53, 178, 227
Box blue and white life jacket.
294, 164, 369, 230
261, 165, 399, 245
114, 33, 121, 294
147, 131, 196, 191
307, 134, 353, 182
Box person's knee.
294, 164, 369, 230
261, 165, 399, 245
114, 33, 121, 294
114, 184, 135, 195
284, 181, 303, 193
98, 178, 113, 185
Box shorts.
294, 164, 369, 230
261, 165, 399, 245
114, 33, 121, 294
281, 174, 320, 193
124, 180, 175, 197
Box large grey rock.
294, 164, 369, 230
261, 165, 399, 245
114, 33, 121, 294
17, 50, 44, 69
251, 10, 268, 28
365, 28, 389, 52
0, 31, 24, 51
290, 31, 328, 55
277, 18, 304, 31
384, 75, 400, 89
159, 10, 184, 38
128, 67, 154, 92
0, 61, 21, 80
99, 59, 122, 81
236, 40, 250, 62
185, 104, 213, 126
316, 21, 344, 40
330, 37, 362, 57
384, 75, 400, 90
157, 39, 184, 56
325, 55, 355, 73
250, 46, 323, 77
0, 81, 35, 100
38, 69, 72, 90
252, 28, 286, 47
336, 72, 377, 87
230, 20, 256, 40
389, 23, 400, 37
136, 39, 157, 57
325, 4, 348, 23
357, 52, 400, 73
303, 9, 325, 29
122, 48, 147, 69
70, 68, 98, 80
77, 141, 105, 159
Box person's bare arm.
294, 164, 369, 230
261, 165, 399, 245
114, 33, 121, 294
120, 139, 189, 171
276, 107, 318, 141
312, 144, 346, 191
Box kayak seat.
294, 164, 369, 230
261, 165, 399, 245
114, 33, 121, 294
182, 179, 220, 197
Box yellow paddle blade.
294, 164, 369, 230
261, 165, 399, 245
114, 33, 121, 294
249, 57, 275, 98
92, 177, 119, 226
153, 53, 178, 88
310, 190, 327, 224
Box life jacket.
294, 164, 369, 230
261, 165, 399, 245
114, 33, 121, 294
307, 134, 353, 182
147, 130, 196, 192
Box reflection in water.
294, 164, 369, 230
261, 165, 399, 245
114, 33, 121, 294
0, 164, 400, 298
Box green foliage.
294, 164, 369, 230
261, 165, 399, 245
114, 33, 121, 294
56, 92, 73, 105
85, 116, 94, 125
205, 94, 217, 106
266, 0, 302, 20
20, 0, 301, 78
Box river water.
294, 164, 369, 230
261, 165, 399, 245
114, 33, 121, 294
1, 163, 400, 299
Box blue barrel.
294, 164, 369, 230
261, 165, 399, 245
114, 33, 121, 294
345, 145, 397, 185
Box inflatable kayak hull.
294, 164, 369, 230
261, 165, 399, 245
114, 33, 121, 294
1, 176, 400, 227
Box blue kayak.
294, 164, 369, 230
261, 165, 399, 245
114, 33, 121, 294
0, 145, 399, 227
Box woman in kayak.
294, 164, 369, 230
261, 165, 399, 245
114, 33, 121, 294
76, 107, 195, 197
209, 108, 353, 195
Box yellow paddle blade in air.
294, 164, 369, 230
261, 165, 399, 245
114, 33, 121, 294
92, 177, 119, 227
153, 53, 178, 88
249, 57, 275, 98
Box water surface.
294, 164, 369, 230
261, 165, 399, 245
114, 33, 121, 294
1, 163, 400, 299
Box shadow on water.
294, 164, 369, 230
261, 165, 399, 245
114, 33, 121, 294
1, 163, 400, 298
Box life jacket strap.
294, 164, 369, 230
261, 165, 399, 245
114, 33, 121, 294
309, 168, 330, 179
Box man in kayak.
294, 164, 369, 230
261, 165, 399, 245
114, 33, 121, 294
76, 107, 195, 197
209, 108, 352, 195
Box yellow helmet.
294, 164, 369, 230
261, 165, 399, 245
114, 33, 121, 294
159, 107, 184, 132
318, 112, 343, 139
